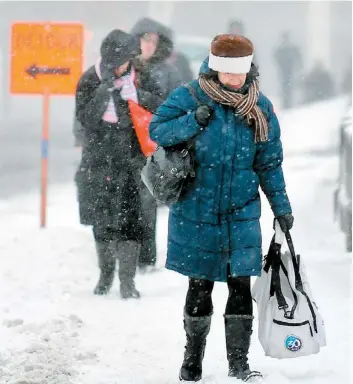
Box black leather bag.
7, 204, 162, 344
141, 84, 204, 206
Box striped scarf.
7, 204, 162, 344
198, 76, 268, 142
95, 58, 138, 124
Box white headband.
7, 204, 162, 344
208, 52, 253, 74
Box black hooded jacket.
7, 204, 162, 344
131, 18, 182, 99
74, 30, 163, 226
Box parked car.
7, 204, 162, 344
174, 35, 210, 77
334, 103, 352, 252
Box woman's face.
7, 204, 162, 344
114, 61, 130, 77
140, 32, 159, 61
218, 72, 247, 90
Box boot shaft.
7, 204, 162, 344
184, 312, 212, 343
224, 315, 253, 351
117, 240, 140, 282
96, 240, 116, 271
94, 241, 116, 295
118, 241, 140, 299
224, 315, 253, 374
180, 312, 212, 382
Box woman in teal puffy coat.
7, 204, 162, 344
149, 34, 294, 382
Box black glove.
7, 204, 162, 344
195, 105, 213, 127
274, 214, 294, 233
100, 62, 118, 87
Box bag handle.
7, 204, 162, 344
274, 219, 303, 304
274, 221, 301, 290
267, 237, 298, 319
284, 231, 318, 333
270, 244, 290, 313
268, 221, 300, 319
274, 219, 285, 245
284, 232, 303, 290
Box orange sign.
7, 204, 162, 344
10, 22, 84, 95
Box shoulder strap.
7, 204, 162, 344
183, 83, 206, 150
185, 82, 209, 109
184, 83, 203, 106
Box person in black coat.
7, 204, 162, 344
73, 116, 85, 147
130, 18, 182, 272
75, 29, 162, 299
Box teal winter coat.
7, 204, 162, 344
149, 60, 292, 282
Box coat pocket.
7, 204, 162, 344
75, 165, 112, 225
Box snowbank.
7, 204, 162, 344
0, 99, 351, 384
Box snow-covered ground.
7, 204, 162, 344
0, 98, 351, 384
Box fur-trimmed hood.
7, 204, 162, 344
131, 18, 174, 64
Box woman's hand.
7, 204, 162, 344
275, 214, 294, 233
100, 62, 118, 88
195, 105, 214, 127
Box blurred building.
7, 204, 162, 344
0, 1, 351, 114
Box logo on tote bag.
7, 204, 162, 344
285, 335, 303, 352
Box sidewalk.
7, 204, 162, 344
0, 98, 351, 384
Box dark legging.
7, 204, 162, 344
185, 272, 252, 317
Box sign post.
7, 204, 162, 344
41, 89, 50, 228
10, 22, 84, 228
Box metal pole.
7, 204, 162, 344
40, 90, 50, 228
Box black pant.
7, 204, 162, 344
184, 273, 252, 317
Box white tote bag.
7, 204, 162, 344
252, 223, 326, 359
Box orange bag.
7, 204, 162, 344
128, 100, 157, 157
